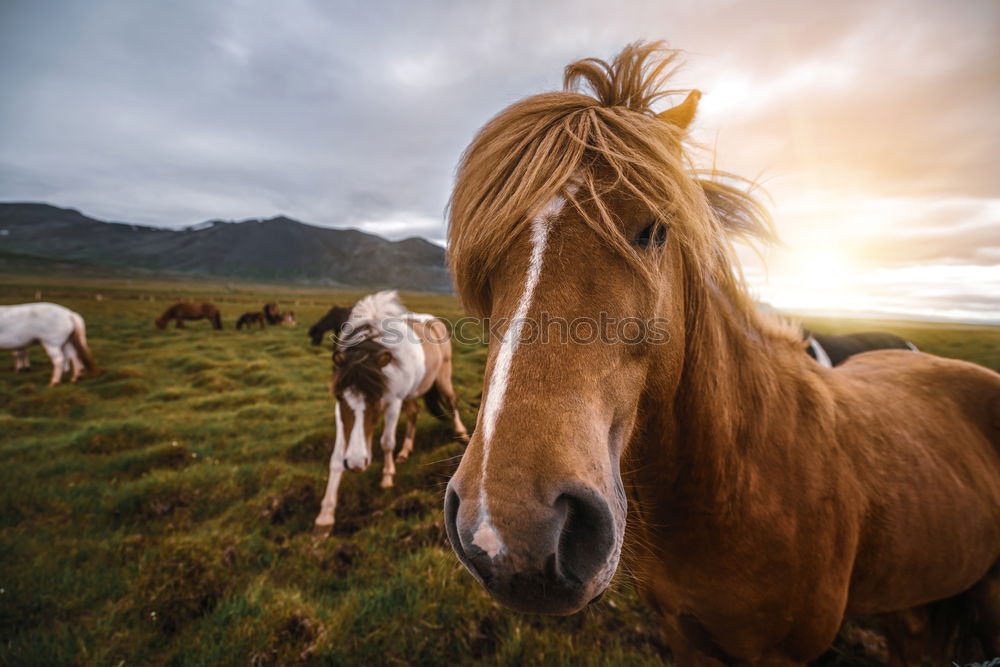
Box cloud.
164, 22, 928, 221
0, 0, 997, 318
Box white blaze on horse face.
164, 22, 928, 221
343, 389, 371, 470
474, 195, 563, 556
472, 519, 504, 559
480, 197, 561, 447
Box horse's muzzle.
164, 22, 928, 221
444, 481, 618, 615
344, 456, 370, 472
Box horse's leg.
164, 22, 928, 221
435, 365, 469, 442
41, 341, 65, 386
883, 607, 931, 667
397, 398, 419, 461
970, 561, 1000, 656
62, 342, 82, 382
380, 399, 403, 488
175, 317, 185, 328
659, 619, 730, 667
315, 405, 347, 536
13, 349, 29, 372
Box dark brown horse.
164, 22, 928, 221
263, 302, 281, 325
443, 43, 1000, 665
155, 302, 222, 330
308, 306, 352, 346
804, 328, 917, 367
236, 311, 265, 330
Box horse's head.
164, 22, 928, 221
331, 330, 393, 471
444, 42, 769, 614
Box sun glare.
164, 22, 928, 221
756, 244, 870, 314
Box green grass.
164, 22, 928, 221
1, 278, 997, 665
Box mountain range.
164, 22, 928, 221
0, 203, 452, 292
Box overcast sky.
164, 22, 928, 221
1, 0, 998, 321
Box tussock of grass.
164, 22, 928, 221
282, 430, 334, 463
109, 365, 147, 380
93, 377, 149, 399
75, 421, 167, 454
7, 385, 90, 418
150, 386, 186, 402
3, 282, 996, 664
133, 534, 239, 633
104, 442, 192, 478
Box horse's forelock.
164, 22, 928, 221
333, 337, 390, 403
446, 40, 776, 319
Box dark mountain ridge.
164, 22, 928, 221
0, 203, 452, 292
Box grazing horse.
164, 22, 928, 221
442, 42, 1000, 665
314, 290, 468, 533
804, 328, 917, 368
1, 302, 99, 386
236, 311, 266, 330
154, 302, 222, 330
308, 306, 352, 346
263, 302, 281, 325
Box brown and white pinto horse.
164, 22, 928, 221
443, 43, 1000, 665
314, 290, 468, 533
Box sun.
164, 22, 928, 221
757, 245, 869, 313
787, 248, 855, 289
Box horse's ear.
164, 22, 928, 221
376, 351, 393, 367
333, 351, 347, 366
657, 90, 702, 131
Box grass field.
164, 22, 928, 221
1, 277, 998, 665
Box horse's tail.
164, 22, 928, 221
69, 313, 100, 376
236, 314, 246, 330
213, 310, 223, 330
423, 385, 451, 422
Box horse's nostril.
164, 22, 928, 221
444, 488, 469, 561
555, 486, 616, 585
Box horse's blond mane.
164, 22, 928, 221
447, 41, 782, 331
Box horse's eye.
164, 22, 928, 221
634, 221, 668, 248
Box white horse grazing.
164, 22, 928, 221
0, 302, 99, 386
314, 290, 469, 534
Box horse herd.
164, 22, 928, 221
153, 301, 297, 331
4, 41, 1000, 666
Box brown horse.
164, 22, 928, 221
155, 302, 222, 330
443, 42, 1000, 665
236, 311, 265, 330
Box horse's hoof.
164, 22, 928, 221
380, 476, 394, 489
396, 451, 410, 462
313, 523, 333, 540
457, 433, 471, 444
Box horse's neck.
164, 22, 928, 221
634, 277, 818, 525
381, 323, 426, 397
